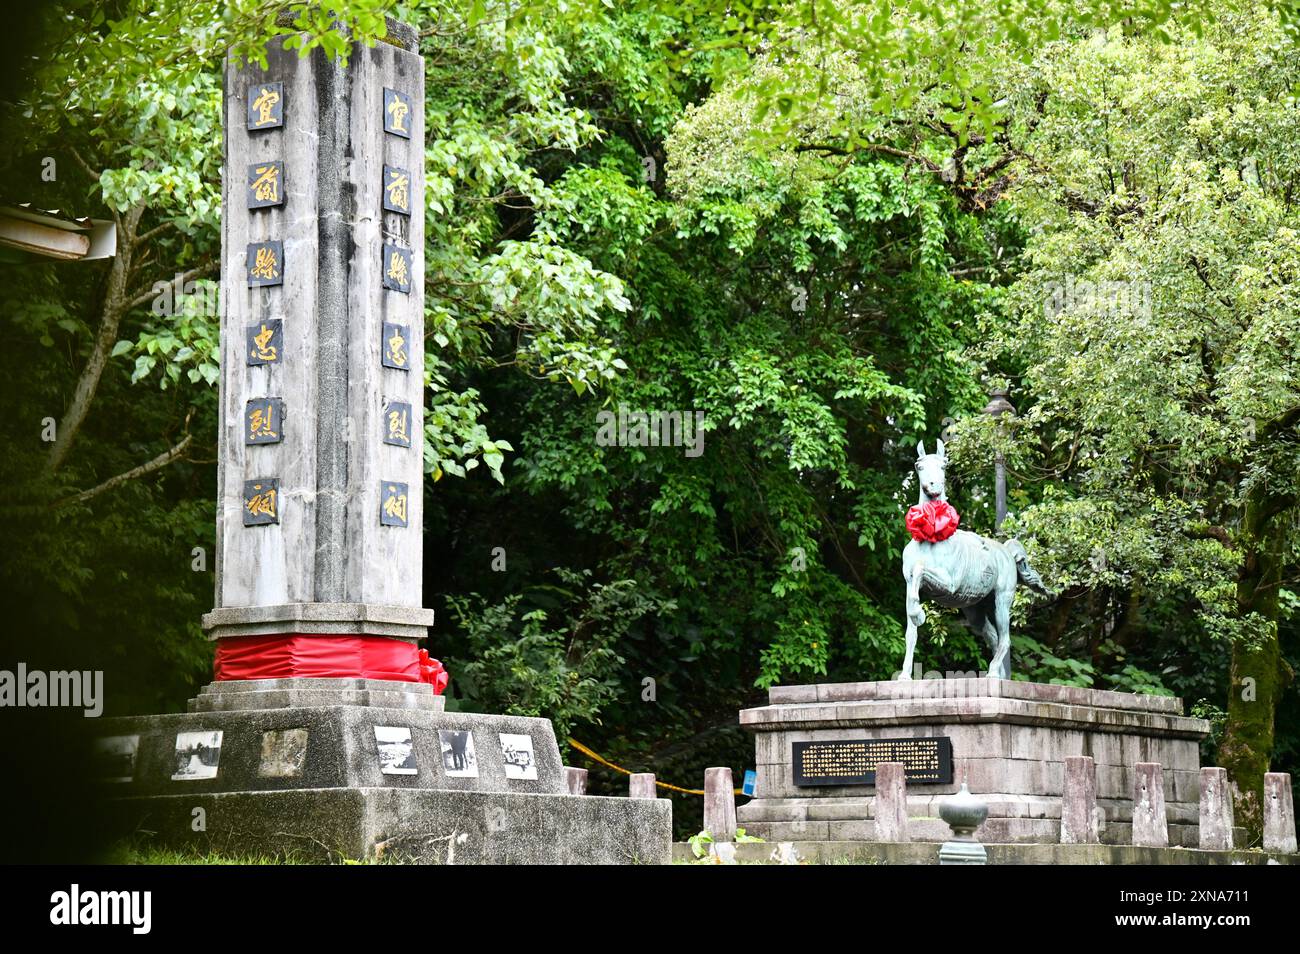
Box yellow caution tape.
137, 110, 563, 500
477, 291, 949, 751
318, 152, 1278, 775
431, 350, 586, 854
567, 738, 742, 796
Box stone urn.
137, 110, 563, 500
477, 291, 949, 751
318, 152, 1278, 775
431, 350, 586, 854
938, 780, 989, 864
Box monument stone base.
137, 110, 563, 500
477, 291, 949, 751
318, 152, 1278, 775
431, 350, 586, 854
92, 679, 671, 864
737, 679, 1209, 847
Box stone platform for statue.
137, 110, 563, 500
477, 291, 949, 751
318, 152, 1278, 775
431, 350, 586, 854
737, 679, 1209, 846
93, 678, 670, 864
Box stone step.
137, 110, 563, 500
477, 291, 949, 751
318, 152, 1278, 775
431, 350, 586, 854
187, 679, 442, 712
190, 689, 443, 712
743, 816, 1203, 847
766, 678, 1187, 715
198, 677, 436, 695
739, 794, 1199, 825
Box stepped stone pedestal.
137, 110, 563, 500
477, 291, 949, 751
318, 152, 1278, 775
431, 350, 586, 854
737, 679, 1209, 846
93, 678, 671, 864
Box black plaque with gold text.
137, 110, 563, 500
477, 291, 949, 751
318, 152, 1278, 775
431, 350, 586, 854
791, 737, 952, 786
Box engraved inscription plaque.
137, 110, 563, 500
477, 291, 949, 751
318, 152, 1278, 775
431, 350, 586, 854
382, 242, 412, 293
244, 397, 284, 445
381, 322, 410, 369
247, 82, 284, 130
382, 400, 413, 447
246, 240, 283, 286
382, 165, 411, 215
242, 478, 280, 526
791, 737, 952, 786
247, 160, 285, 208
383, 87, 412, 138
246, 319, 283, 365
380, 481, 409, 527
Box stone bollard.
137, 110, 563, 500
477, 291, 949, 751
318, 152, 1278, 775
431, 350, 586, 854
703, 767, 738, 842
1061, 756, 1099, 844
563, 766, 588, 796
629, 772, 657, 799
1132, 762, 1169, 848
1263, 772, 1297, 854
874, 762, 909, 843
1198, 767, 1233, 851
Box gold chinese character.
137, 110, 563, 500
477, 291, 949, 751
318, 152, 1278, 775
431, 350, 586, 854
385, 169, 409, 212
387, 408, 409, 443
246, 486, 277, 518
251, 86, 281, 127
251, 323, 278, 362
387, 95, 409, 134
251, 164, 280, 203
386, 326, 407, 366
248, 404, 276, 440
251, 245, 279, 281
383, 486, 408, 522
386, 250, 409, 288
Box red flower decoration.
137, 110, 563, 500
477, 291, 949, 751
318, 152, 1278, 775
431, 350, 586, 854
906, 499, 960, 543
418, 648, 449, 695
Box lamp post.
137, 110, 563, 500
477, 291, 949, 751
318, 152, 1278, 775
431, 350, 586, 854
982, 386, 1016, 531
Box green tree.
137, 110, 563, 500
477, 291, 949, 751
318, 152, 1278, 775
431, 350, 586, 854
981, 5, 1300, 836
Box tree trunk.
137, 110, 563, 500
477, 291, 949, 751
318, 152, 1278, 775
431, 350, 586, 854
44, 202, 144, 475
1218, 485, 1294, 842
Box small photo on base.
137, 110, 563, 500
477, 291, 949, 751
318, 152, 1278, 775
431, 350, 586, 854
375, 725, 418, 775
172, 730, 223, 781
93, 735, 139, 783
439, 729, 478, 778
499, 732, 537, 781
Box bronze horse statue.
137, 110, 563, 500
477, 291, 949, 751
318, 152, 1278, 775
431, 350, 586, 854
901, 440, 1048, 680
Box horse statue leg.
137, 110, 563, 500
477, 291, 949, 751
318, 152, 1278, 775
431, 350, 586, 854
900, 559, 926, 680
961, 599, 999, 675
987, 587, 1013, 680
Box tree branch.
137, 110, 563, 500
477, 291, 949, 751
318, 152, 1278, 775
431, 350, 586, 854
1261, 404, 1300, 440
52, 426, 193, 509
1185, 524, 1235, 549
796, 140, 944, 175
136, 220, 177, 244
69, 147, 121, 231
124, 260, 217, 311
1188, 255, 1235, 310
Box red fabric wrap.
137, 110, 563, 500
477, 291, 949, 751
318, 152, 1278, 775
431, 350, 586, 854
905, 499, 960, 543
418, 649, 450, 695
213, 634, 447, 693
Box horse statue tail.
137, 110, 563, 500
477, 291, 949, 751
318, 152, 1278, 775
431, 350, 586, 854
1006, 540, 1050, 595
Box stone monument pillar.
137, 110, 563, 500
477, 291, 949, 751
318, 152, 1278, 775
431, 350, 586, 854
88, 20, 671, 864
200, 17, 435, 692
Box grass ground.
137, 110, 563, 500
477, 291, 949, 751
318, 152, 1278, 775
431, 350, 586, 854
106, 843, 311, 865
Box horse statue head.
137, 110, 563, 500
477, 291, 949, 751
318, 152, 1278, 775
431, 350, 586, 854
914, 439, 948, 504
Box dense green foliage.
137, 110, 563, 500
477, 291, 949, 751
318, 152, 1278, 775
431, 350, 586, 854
979, 10, 1300, 833
1, 0, 1296, 843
